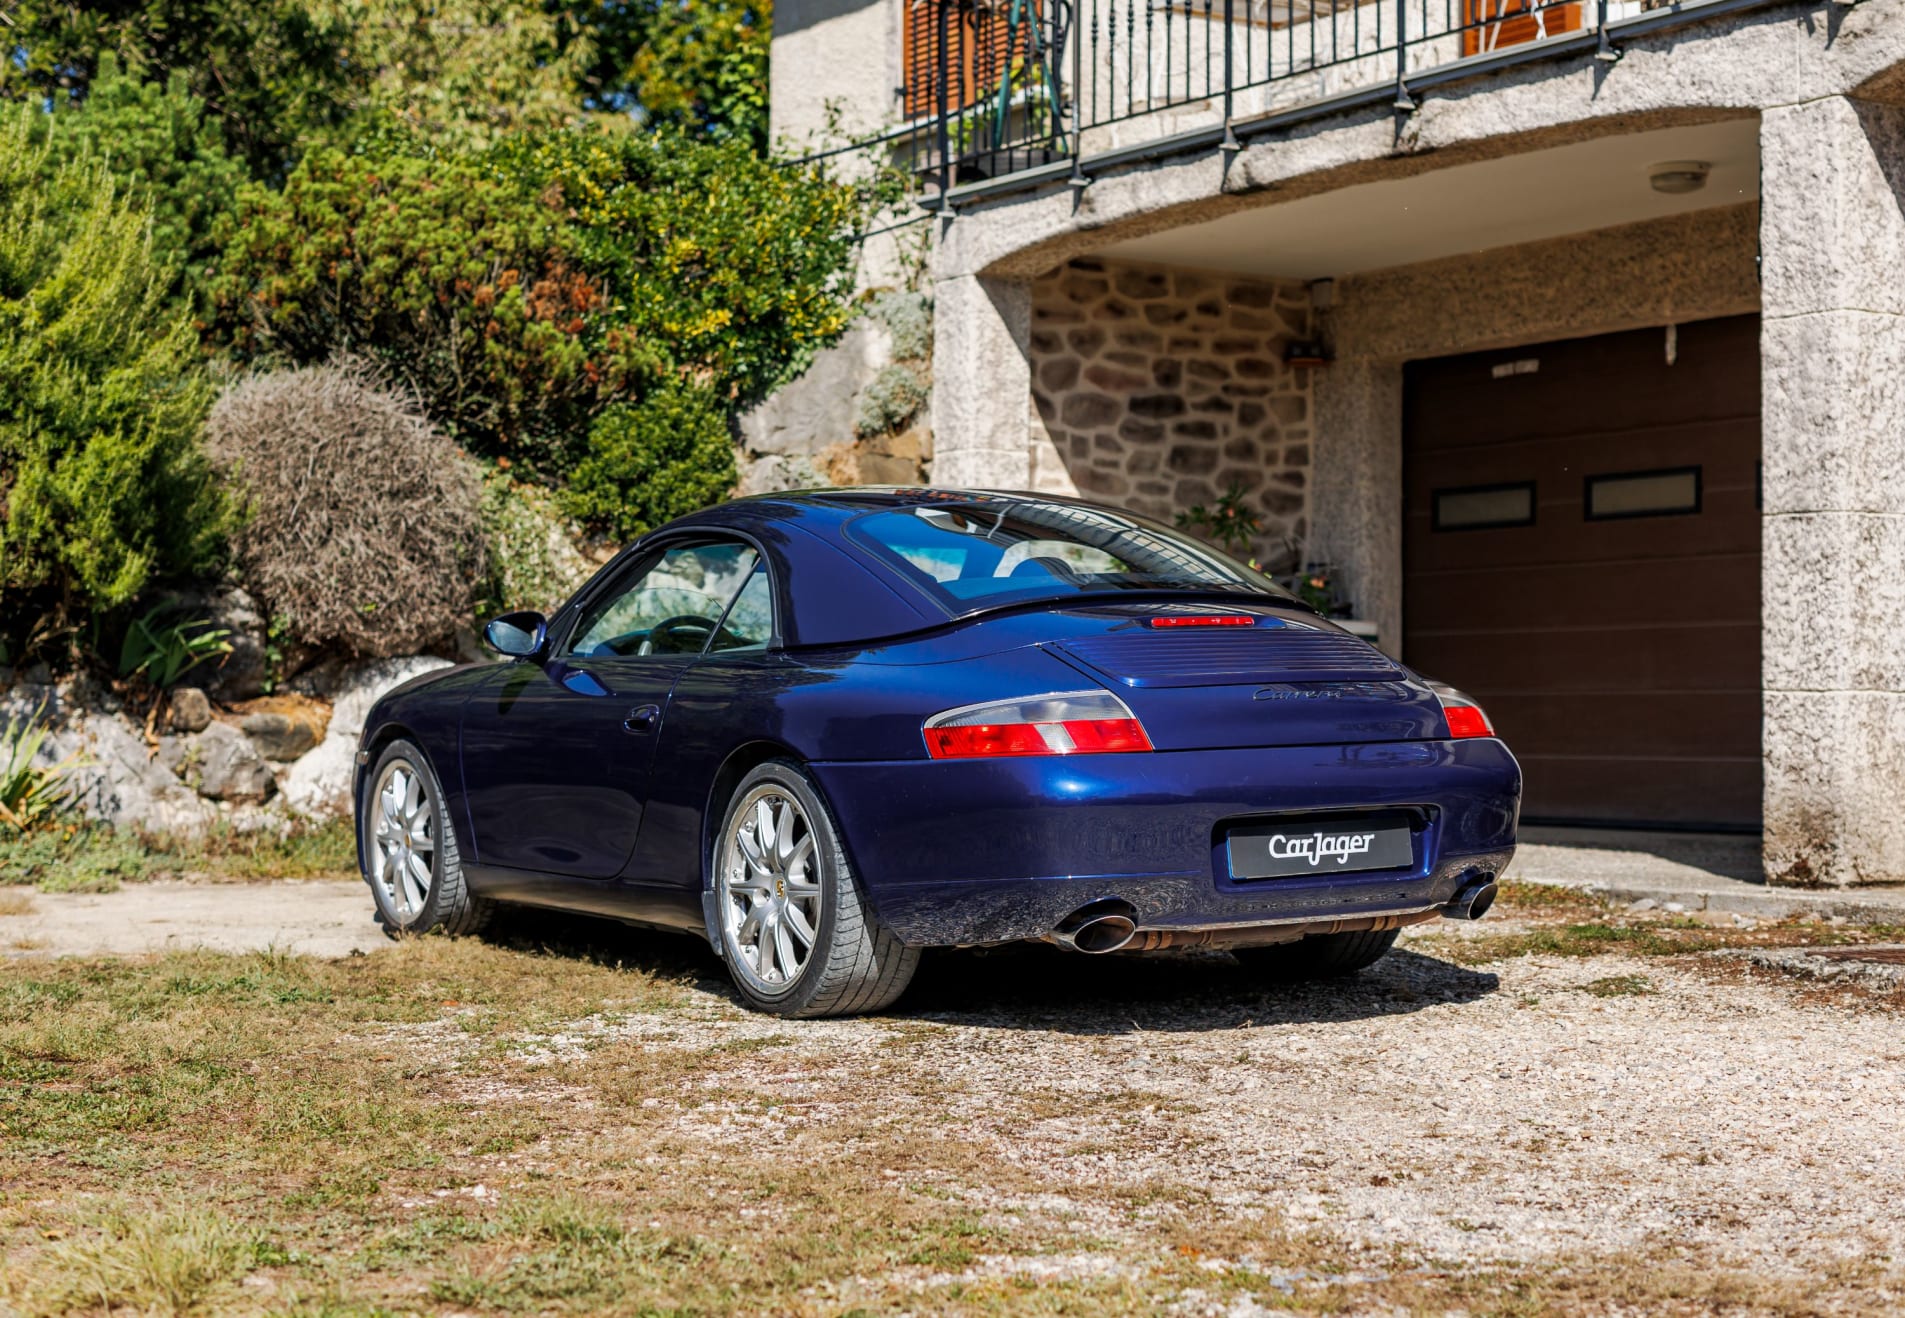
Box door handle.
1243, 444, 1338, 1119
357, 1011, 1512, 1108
622, 704, 660, 735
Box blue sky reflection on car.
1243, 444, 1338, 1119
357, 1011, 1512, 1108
352, 487, 1521, 1017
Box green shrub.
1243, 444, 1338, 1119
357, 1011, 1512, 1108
561, 380, 737, 541
0, 705, 82, 838
854, 363, 927, 438
478, 472, 596, 617
207, 143, 623, 475
0, 108, 225, 654
871, 291, 933, 362
23, 56, 244, 308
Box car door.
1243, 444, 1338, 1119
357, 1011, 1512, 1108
459, 538, 762, 878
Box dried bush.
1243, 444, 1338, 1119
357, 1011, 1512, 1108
206, 364, 485, 659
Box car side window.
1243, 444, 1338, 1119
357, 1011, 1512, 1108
708, 564, 774, 653
567, 541, 759, 658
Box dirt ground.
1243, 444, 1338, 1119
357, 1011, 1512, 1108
4, 875, 1904, 1313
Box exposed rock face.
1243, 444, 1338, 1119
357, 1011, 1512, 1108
159, 722, 276, 804
736, 303, 933, 495
235, 696, 331, 762
51, 710, 219, 835
282, 656, 455, 818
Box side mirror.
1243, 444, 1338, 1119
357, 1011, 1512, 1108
484, 611, 548, 659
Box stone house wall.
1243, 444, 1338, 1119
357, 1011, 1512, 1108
1029, 259, 1315, 570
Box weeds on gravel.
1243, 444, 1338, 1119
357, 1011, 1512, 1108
1578, 974, 1656, 998
0, 817, 355, 891
1423, 916, 1905, 967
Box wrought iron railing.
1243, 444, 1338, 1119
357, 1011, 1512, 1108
898, 0, 1636, 196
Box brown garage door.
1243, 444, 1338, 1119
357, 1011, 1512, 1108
1402, 315, 1761, 829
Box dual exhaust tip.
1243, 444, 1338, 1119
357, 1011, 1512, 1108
1049, 873, 1499, 955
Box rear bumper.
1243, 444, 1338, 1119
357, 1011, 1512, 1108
809, 739, 1521, 946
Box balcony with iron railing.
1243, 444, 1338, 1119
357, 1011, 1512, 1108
875, 0, 1765, 203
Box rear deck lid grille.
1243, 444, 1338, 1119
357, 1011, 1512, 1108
1054, 623, 1404, 688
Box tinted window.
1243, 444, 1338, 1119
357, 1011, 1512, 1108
847, 500, 1297, 612
569, 542, 759, 657
708, 564, 774, 653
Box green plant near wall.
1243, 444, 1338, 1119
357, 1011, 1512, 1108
0, 705, 82, 837
117, 605, 233, 690
1175, 480, 1263, 558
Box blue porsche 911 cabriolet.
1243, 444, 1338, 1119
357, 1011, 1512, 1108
354, 488, 1520, 1016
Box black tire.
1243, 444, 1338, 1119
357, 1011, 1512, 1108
1235, 928, 1399, 982
360, 739, 492, 939
711, 760, 919, 1018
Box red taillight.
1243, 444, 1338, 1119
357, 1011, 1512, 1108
924, 691, 1154, 759
1433, 686, 1495, 739
1443, 705, 1493, 738
1148, 614, 1255, 628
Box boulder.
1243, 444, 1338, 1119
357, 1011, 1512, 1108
168, 686, 214, 734
281, 656, 454, 818
45, 710, 218, 836
234, 695, 330, 762
160, 721, 276, 804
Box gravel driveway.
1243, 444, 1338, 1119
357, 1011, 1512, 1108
5, 875, 1903, 1305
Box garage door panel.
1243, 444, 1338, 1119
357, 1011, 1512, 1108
1404, 622, 1761, 694
1511, 754, 1763, 827
1406, 554, 1759, 629
1481, 691, 1760, 759
1402, 314, 1761, 828
1404, 317, 1762, 451
1404, 493, 1761, 567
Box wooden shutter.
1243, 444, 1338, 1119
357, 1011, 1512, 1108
903, 0, 1033, 122
1462, 0, 1581, 55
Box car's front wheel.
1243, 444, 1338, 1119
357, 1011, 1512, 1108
361, 739, 491, 939
1235, 928, 1399, 982
713, 761, 919, 1017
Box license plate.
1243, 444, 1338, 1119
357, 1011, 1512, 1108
1226, 815, 1416, 880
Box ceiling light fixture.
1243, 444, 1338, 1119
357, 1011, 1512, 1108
1649, 160, 1711, 195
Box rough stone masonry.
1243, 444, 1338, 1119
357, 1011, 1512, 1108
1030, 259, 1315, 571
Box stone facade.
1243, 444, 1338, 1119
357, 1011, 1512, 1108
1030, 260, 1315, 570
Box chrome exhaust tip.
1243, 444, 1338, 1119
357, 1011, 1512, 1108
1049, 902, 1139, 954
1442, 875, 1499, 921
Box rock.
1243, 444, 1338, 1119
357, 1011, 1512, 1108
160, 722, 276, 803
1627, 898, 1659, 912
1663, 901, 1688, 914
234, 695, 331, 762
174, 585, 271, 702
282, 656, 454, 818
44, 709, 219, 836
0, 665, 13, 692
168, 686, 214, 734
23, 662, 51, 685
0, 682, 59, 727
738, 318, 892, 458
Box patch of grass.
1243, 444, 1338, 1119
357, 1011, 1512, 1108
1578, 974, 1657, 998
1495, 878, 1610, 916
24, 1207, 258, 1316
1420, 915, 1905, 968
0, 818, 356, 891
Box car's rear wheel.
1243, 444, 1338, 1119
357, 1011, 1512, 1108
713, 761, 919, 1017
362, 739, 491, 939
1235, 928, 1399, 982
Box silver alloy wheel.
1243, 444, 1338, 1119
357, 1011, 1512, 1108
719, 785, 822, 994
371, 759, 436, 922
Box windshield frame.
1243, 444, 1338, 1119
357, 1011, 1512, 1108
840, 498, 1305, 620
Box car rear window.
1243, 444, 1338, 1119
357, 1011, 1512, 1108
846, 500, 1298, 612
